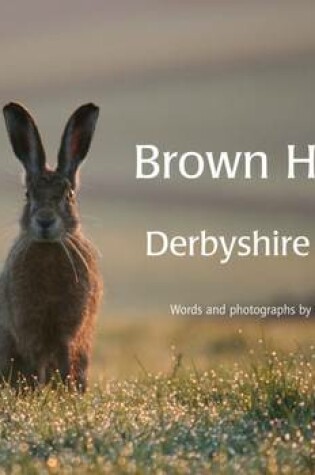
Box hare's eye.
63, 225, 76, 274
25, 190, 30, 200
67, 189, 75, 200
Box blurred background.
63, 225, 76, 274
0, 0, 314, 377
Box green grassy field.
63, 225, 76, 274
0, 319, 314, 474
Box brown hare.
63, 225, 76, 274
0, 102, 103, 391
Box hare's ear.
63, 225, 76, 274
3, 102, 46, 176
57, 103, 99, 188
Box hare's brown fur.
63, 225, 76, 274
0, 103, 103, 390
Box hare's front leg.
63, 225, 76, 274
71, 349, 89, 392
0, 328, 34, 387
45, 346, 71, 386
0, 327, 15, 382
55, 345, 71, 385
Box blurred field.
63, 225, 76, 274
91, 316, 315, 379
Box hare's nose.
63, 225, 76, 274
37, 216, 55, 229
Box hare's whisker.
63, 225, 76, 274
65, 235, 90, 274
58, 239, 79, 283
70, 232, 103, 258
9, 235, 31, 264
22, 239, 32, 263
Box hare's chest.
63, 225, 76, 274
9, 244, 89, 343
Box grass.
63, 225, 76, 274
0, 336, 314, 474
91, 317, 315, 379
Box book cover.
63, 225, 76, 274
0, 1, 314, 473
